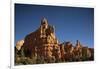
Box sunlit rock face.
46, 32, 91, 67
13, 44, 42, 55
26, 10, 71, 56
16, 40, 24, 51
22, 18, 61, 62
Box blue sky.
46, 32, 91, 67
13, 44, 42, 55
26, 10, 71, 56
15, 4, 94, 48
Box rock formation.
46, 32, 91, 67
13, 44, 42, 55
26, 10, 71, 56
16, 40, 24, 51
16, 18, 61, 64
15, 18, 94, 65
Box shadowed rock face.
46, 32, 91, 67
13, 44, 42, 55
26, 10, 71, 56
15, 18, 94, 65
